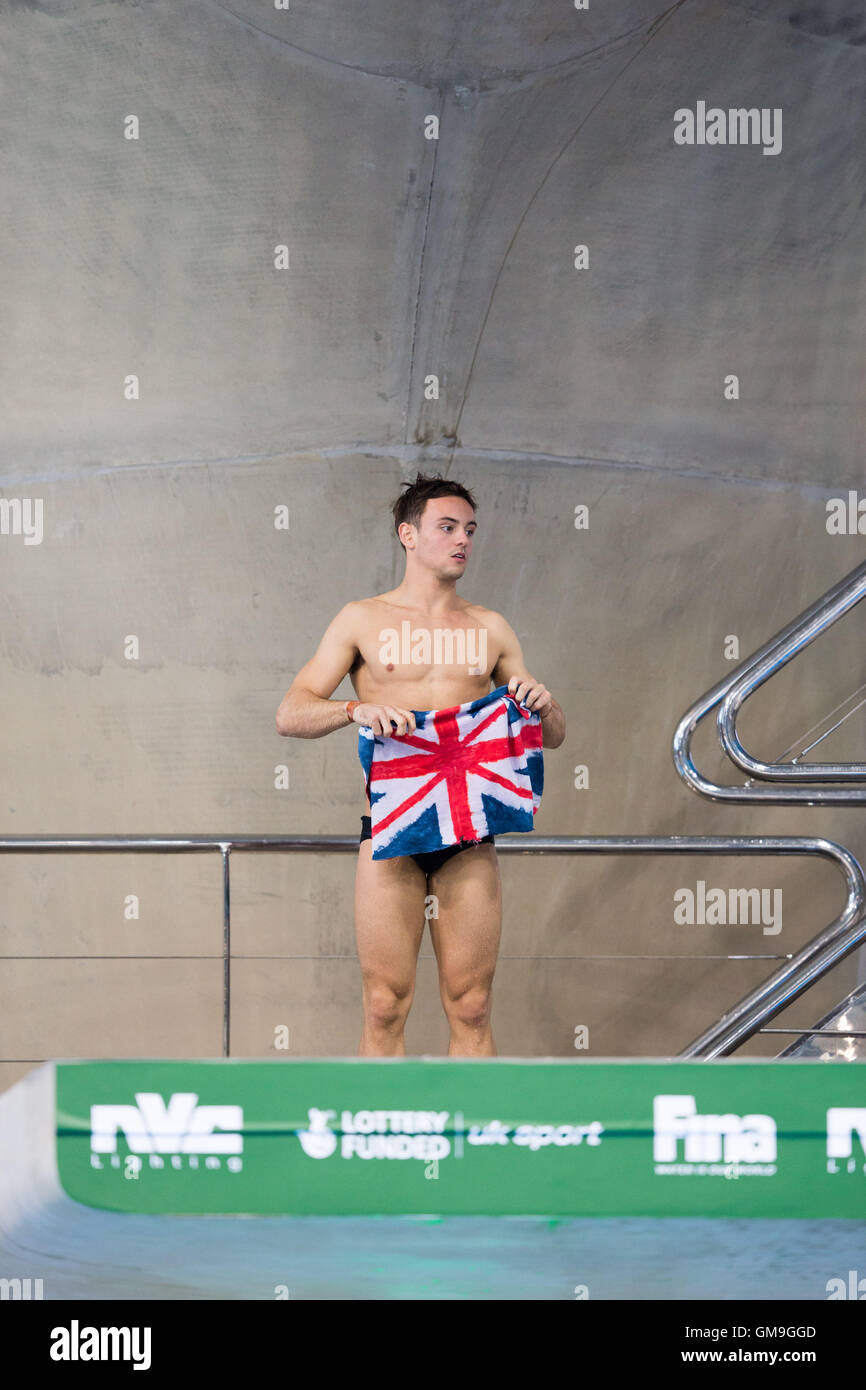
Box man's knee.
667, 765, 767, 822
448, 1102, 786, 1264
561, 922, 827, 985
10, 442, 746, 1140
363, 980, 413, 1031
443, 984, 492, 1030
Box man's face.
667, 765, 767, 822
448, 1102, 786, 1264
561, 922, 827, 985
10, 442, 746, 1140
411, 497, 476, 577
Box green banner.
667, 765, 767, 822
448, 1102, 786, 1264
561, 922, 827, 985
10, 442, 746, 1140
55, 1058, 866, 1218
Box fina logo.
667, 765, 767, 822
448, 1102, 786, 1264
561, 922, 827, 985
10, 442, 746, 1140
653, 1094, 777, 1176
826, 1108, 866, 1175
90, 1092, 243, 1170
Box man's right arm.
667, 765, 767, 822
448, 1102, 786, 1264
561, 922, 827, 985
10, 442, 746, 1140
275, 603, 360, 739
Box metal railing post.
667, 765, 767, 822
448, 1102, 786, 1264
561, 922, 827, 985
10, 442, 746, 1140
221, 843, 231, 1059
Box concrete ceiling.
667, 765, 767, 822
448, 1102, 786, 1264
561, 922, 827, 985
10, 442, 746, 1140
1, 0, 864, 485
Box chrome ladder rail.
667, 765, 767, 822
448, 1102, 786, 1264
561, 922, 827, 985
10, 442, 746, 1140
673, 558, 866, 803
672, 558, 866, 1054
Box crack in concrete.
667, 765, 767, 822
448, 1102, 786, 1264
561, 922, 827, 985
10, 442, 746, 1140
446, 0, 693, 459
201, 0, 417, 87
2, 439, 845, 496
200, 0, 678, 93
403, 97, 443, 447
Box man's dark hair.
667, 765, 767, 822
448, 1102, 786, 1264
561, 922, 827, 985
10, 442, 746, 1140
391, 471, 477, 552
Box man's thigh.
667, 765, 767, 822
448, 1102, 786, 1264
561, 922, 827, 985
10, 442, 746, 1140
426, 843, 502, 995
354, 838, 430, 991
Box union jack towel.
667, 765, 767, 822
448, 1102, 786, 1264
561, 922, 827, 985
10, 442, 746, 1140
358, 684, 544, 860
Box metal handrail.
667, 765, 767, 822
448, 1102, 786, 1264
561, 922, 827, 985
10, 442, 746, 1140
673, 558, 866, 803
776, 980, 866, 1056
717, 561, 866, 781
1, 831, 863, 1061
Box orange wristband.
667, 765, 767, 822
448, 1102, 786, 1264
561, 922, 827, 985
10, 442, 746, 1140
345, 700, 359, 723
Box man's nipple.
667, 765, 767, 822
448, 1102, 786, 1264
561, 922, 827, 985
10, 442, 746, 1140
386, 663, 394, 671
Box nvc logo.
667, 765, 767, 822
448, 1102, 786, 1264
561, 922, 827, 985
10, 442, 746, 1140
827, 1108, 866, 1175
90, 1092, 243, 1173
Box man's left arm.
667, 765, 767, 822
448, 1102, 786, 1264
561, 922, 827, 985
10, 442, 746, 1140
489, 614, 566, 749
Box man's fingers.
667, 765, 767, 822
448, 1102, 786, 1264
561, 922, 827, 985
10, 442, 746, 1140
386, 709, 407, 735
385, 705, 416, 735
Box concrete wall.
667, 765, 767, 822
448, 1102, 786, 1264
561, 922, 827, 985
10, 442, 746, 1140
2, 0, 866, 1088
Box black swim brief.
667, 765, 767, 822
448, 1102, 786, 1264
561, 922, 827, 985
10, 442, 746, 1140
359, 815, 494, 875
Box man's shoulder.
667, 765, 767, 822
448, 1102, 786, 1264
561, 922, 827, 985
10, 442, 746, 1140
466, 601, 507, 629
332, 596, 392, 637
339, 595, 391, 619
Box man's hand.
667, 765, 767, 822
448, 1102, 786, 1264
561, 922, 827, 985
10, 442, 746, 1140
506, 675, 565, 748
351, 703, 417, 737
507, 675, 553, 717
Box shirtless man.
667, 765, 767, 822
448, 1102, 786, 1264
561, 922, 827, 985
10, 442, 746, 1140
275, 472, 565, 1058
